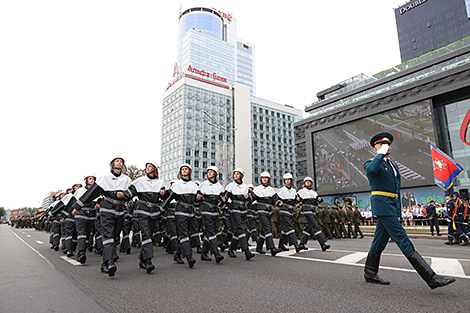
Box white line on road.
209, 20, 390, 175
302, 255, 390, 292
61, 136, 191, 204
36, 240, 44, 244
335, 252, 368, 264
61, 256, 82, 266
27, 235, 31, 237
9, 228, 57, 269
432, 257, 466, 276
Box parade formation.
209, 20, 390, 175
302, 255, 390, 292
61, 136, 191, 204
9, 133, 460, 291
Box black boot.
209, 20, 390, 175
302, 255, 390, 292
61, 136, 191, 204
144, 259, 155, 273
77, 251, 86, 264
278, 235, 289, 251
106, 260, 117, 277
187, 255, 196, 268
294, 243, 302, 253
215, 253, 224, 263
227, 249, 237, 258
407, 251, 455, 289
364, 252, 390, 285
256, 238, 266, 254
270, 247, 282, 256
244, 249, 255, 260
460, 236, 469, 246
173, 253, 184, 264
316, 233, 331, 252
201, 241, 212, 261
201, 253, 212, 261
196, 245, 202, 254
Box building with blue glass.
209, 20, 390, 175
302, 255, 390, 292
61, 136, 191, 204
161, 7, 300, 186
395, 0, 470, 62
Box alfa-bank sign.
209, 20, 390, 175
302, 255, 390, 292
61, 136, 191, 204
187, 65, 228, 83
399, 0, 428, 15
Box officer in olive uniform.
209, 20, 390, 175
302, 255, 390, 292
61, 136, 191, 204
364, 132, 455, 289
346, 205, 356, 238
321, 205, 333, 239
337, 206, 347, 238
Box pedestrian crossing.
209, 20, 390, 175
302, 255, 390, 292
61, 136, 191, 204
252, 247, 470, 279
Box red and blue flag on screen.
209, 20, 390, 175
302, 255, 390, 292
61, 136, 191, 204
429, 142, 464, 190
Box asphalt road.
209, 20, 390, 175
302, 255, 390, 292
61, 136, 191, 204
2, 224, 469, 313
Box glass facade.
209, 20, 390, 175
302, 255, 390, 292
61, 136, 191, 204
395, 0, 470, 62
251, 103, 297, 187
436, 92, 470, 189
179, 8, 223, 41
161, 84, 233, 184
237, 42, 254, 95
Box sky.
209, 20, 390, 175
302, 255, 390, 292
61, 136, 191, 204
0, 0, 406, 209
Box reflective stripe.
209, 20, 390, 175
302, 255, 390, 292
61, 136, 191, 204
180, 237, 190, 243
103, 239, 114, 245
230, 209, 247, 214
286, 229, 295, 236
207, 234, 218, 241
371, 191, 398, 199
134, 209, 160, 217
175, 211, 194, 217
302, 231, 310, 236
238, 233, 246, 238
100, 208, 126, 216
191, 233, 200, 238
201, 211, 219, 217
77, 235, 87, 239
314, 231, 322, 236
257, 210, 271, 215
75, 215, 96, 221
142, 239, 152, 245
279, 210, 291, 215
76, 199, 84, 207
265, 233, 272, 238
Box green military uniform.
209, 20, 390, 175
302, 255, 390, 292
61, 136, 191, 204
329, 204, 341, 239
353, 208, 364, 238
364, 132, 455, 289
346, 206, 356, 238
271, 205, 281, 238
320, 206, 333, 239
337, 207, 347, 238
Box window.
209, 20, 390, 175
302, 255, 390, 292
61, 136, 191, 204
219, 134, 223, 141
203, 161, 207, 168
203, 151, 207, 158
211, 143, 215, 149
211, 152, 215, 159
259, 116, 263, 122
186, 149, 191, 156
194, 160, 200, 168
203, 141, 208, 148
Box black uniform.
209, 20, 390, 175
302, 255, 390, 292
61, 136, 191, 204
74, 186, 98, 264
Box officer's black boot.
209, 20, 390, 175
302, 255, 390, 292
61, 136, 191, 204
201, 241, 212, 261
364, 252, 390, 285
187, 255, 196, 268
174, 253, 184, 264
144, 258, 155, 274
244, 249, 255, 261
316, 233, 331, 252
294, 243, 302, 253
227, 249, 237, 258
278, 235, 289, 251
407, 251, 455, 289
256, 238, 266, 254
444, 235, 454, 245
460, 236, 469, 246
251, 232, 259, 244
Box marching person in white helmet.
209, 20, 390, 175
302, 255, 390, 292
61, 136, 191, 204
223, 168, 255, 260
197, 166, 225, 263
117, 160, 165, 274
163, 179, 178, 255
161, 163, 198, 268
250, 172, 282, 256
49, 190, 66, 251
276, 173, 302, 253
297, 177, 330, 252
245, 184, 258, 245
72, 156, 132, 277
61, 182, 83, 258
71, 174, 98, 264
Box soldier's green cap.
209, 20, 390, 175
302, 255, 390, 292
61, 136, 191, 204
370, 132, 393, 147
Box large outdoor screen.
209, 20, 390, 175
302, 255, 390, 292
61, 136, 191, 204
313, 100, 436, 195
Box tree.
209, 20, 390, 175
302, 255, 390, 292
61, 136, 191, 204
126, 164, 144, 181
0, 207, 5, 217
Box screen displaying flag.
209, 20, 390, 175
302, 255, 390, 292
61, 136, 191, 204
429, 142, 464, 190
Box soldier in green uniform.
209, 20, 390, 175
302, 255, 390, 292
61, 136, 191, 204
364, 132, 455, 289
353, 206, 364, 238
320, 204, 333, 239
271, 205, 281, 239
337, 206, 347, 238
346, 205, 356, 238
329, 204, 341, 239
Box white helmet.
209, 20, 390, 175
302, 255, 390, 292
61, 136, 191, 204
146, 160, 160, 169
179, 163, 192, 171
248, 184, 254, 189
260, 171, 271, 178
207, 166, 219, 174
110, 155, 127, 174
283, 173, 293, 180
72, 181, 83, 188
232, 168, 245, 176
84, 173, 96, 180
304, 176, 314, 183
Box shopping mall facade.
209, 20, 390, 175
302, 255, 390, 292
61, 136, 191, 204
295, 37, 470, 208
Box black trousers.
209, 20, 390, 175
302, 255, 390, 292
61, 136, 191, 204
64, 218, 77, 253
75, 214, 95, 254
100, 211, 125, 264
280, 210, 297, 245
258, 212, 275, 250
201, 203, 221, 255
229, 210, 249, 251
138, 214, 157, 261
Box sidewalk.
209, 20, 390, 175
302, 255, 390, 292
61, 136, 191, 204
361, 225, 448, 240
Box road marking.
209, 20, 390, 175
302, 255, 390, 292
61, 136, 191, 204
9, 228, 56, 269
335, 252, 368, 264
61, 256, 82, 266
36, 240, 44, 244
27, 235, 31, 237
432, 257, 465, 276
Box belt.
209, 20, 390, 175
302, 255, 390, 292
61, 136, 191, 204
231, 200, 247, 206
202, 202, 219, 209
282, 203, 295, 210
371, 191, 398, 199
177, 201, 193, 209
137, 200, 160, 208
103, 197, 126, 205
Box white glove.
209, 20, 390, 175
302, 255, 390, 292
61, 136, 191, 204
377, 144, 389, 155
